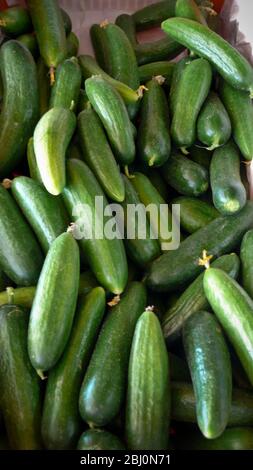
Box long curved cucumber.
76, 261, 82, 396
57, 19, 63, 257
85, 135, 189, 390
169, 56, 194, 115
27, 137, 42, 183
50, 57, 82, 110
132, 0, 177, 30
0, 40, 39, 176
197, 91, 231, 149
240, 230, 253, 299
115, 14, 137, 48
34, 107, 76, 195
77, 430, 125, 450
0, 7, 32, 36
173, 196, 219, 234
135, 38, 184, 66
138, 61, 175, 84
28, 233, 80, 372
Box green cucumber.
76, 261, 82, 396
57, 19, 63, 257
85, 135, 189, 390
0, 40, 39, 176
162, 253, 240, 342
77, 89, 89, 113
240, 230, 253, 299
137, 77, 171, 167
171, 58, 212, 149
11, 176, 69, 253
36, 57, 50, 117
33, 107, 76, 195
169, 56, 193, 115
220, 80, 253, 161
133, 0, 177, 31
135, 38, 184, 66
126, 310, 170, 450
79, 55, 139, 104
63, 159, 128, 294
183, 311, 232, 438
79, 282, 147, 427
210, 141, 247, 215
61, 8, 72, 36
85, 76, 135, 166
203, 268, 253, 386
42, 288, 106, 450
27, 137, 43, 183
90, 23, 110, 70
17, 33, 39, 58
189, 146, 212, 169
147, 201, 253, 292
0, 185, 43, 286
121, 176, 161, 267
0, 305, 42, 450
49, 57, 82, 111
27, 0, 67, 73
173, 196, 219, 234
66, 31, 79, 58
163, 152, 209, 197
162, 18, 253, 94
0, 7, 32, 36
78, 271, 99, 295
175, 0, 207, 25
197, 91, 231, 149
175, 427, 253, 450
78, 108, 125, 202
115, 14, 137, 48
138, 61, 174, 84
77, 430, 125, 450
148, 168, 170, 201
28, 232, 80, 372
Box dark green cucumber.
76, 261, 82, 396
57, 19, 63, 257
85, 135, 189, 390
189, 145, 212, 169
28, 232, 80, 372
34, 107, 76, 195
135, 38, 184, 66
77, 89, 89, 113
27, 137, 42, 183
90, 23, 110, 70
115, 14, 137, 48
0, 185, 43, 286
173, 196, 219, 234
171, 382, 253, 426
17, 33, 39, 58
0, 40, 39, 176
121, 176, 161, 267
171, 58, 212, 149
240, 230, 253, 299
78, 108, 125, 202
169, 56, 193, 115
163, 152, 209, 197
133, 0, 177, 30
162, 18, 253, 94
42, 288, 106, 450
210, 141, 247, 215
138, 61, 174, 84
203, 268, 253, 386
126, 310, 170, 450
85, 76, 135, 166
79, 55, 139, 104
147, 201, 253, 292
36, 57, 50, 117
63, 159, 128, 294
0, 6, 32, 36
183, 311, 232, 438
66, 31, 79, 58
27, 0, 67, 71
11, 176, 69, 254
175, 427, 253, 450
137, 77, 171, 167
79, 282, 147, 427
148, 168, 170, 201
61, 8, 72, 36
0, 305, 42, 450
197, 91, 231, 149
162, 253, 240, 342
220, 80, 253, 161
175, 0, 207, 25
49, 57, 82, 111
77, 430, 125, 451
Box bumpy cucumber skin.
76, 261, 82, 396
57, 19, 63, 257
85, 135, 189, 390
79, 282, 147, 427
27, 137, 43, 183
37, 57, 50, 117
78, 108, 125, 202
138, 61, 175, 84
133, 0, 177, 30
77, 430, 125, 450
17, 33, 39, 58
173, 196, 219, 234
0, 185, 43, 286
197, 91, 231, 149
147, 201, 253, 292
203, 268, 253, 386
28, 233, 80, 372
0, 40, 39, 176
115, 14, 137, 48
63, 159, 128, 295
169, 56, 193, 115
171, 58, 212, 148
11, 176, 69, 254
126, 311, 170, 450
137, 78, 171, 167
135, 38, 184, 66
162, 253, 240, 342
42, 288, 106, 450
210, 141, 247, 215
34, 107, 76, 195
175, 0, 207, 25
85, 76, 135, 165
163, 153, 209, 197
0, 7, 32, 36
175, 427, 253, 450
183, 311, 232, 439
162, 18, 253, 93
0, 305, 42, 450
66, 32, 79, 58
27, 0, 67, 68
50, 57, 82, 110
240, 230, 253, 299
220, 80, 253, 161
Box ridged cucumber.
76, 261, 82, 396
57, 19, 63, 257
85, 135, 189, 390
50, 57, 82, 111
240, 230, 253, 299
173, 196, 219, 234
197, 91, 231, 149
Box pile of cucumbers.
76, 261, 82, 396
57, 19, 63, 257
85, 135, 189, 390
1, 0, 253, 451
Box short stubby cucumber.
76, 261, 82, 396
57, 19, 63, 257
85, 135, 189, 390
50, 57, 82, 111
240, 230, 253, 299
0, 6, 32, 36
173, 196, 219, 234
163, 153, 209, 197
